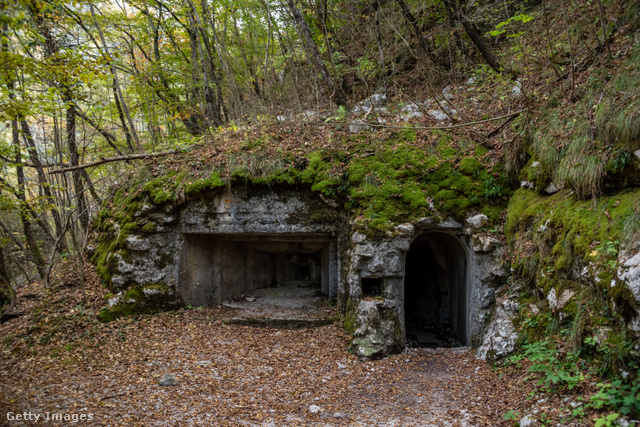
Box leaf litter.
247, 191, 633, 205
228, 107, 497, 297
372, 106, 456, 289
0, 264, 594, 425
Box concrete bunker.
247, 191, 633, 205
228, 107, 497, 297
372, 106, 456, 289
178, 233, 339, 308
404, 231, 468, 347
100, 183, 507, 357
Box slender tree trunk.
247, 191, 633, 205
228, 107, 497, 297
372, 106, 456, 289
112, 83, 135, 153
62, 88, 90, 229
0, 244, 14, 311
12, 120, 47, 280
199, 0, 229, 122
286, 0, 345, 106
444, 0, 502, 72
90, 3, 142, 153
19, 120, 68, 254
74, 109, 124, 155
396, 0, 431, 58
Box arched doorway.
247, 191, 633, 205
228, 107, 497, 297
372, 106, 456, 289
404, 232, 468, 347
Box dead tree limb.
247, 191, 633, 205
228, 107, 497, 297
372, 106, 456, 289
48, 151, 178, 174
485, 111, 522, 138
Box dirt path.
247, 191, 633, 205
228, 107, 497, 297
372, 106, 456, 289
1, 304, 529, 426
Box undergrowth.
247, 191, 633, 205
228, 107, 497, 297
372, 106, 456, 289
524, 45, 640, 198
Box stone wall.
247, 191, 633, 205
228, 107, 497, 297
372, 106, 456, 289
345, 215, 508, 359
101, 187, 347, 315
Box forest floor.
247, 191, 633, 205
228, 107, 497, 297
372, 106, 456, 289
0, 266, 599, 426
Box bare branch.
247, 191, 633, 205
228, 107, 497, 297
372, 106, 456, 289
48, 151, 179, 174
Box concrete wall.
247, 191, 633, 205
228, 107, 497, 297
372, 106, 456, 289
177, 234, 333, 305
104, 186, 507, 359
347, 216, 507, 358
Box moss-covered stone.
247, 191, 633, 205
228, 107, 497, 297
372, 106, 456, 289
459, 157, 482, 175
343, 298, 357, 334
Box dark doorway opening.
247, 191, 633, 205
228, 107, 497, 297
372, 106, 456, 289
404, 232, 467, 348
178, 233, 336, 307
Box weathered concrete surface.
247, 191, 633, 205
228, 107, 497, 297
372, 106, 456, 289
101, 187, 509, 358
103, 187, 346, 317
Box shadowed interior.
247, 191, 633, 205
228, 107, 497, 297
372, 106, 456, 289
404, 232, 468, 347
178, 233, 334, 307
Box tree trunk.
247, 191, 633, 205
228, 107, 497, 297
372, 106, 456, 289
112, 82, 136, 153
12, 120, 47, 280
286, 0, 345, 106
396, 0, 430, 57
62, 88, 90, 229
20, 120, 68, 254
74, 109, 124, 155
444, 0, 502, 72
0, 244, 13, 307
90, 3, 142, 153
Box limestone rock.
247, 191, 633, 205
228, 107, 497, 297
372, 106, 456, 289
480, 288, 495, 309
352, 93, 387, 114
107, 294, 122, 307
471, 235, 500, 253
400, 103, 423, 121
352, 300, 402, 358
427, 109, 449, 121
547, 288, 576, 311
309, 405, 321, 414
466, 214, 488, 229
351, 232, 367, 244
415, 217, 434, 227
395, 223, 414, 236
519, 415, 536, 427
618, 252, 640, 304
349, 120, 371, 133
544, 182, 559, 194
443, 85, 455, 100
125, 235, 151, 252
477, 299, 518, 360
440, 218, 463, 229
159, 373, 177, 386
511, 80, 523, 97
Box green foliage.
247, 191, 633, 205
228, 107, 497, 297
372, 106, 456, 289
524, 341, 583, 391
594, 413, 619, 427
527, 46, 640, 199
488, 13, 535, 37
590, 379, 640, 417
503, 409, 519, 422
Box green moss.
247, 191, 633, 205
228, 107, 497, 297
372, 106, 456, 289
437, 142, 458, 159
142, 222, 157, 232
507, 187, 640, 348
184, 171, 225, 197
142, 171, 185, 204
98, 301, 150, 322
342, 137, 509, 230
459, 157, 482, 175
475, 145, 490, 157
343, 299, 357, 335
98, 284, 171, 322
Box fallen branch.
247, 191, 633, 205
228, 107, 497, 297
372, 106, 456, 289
485, 111, 522, 138
99, 392, 128, 401
322, 109, 528, 131
48, 151, 179, 175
